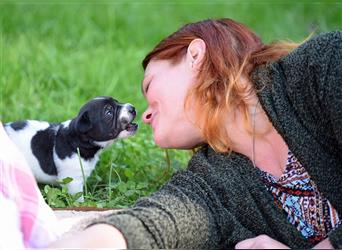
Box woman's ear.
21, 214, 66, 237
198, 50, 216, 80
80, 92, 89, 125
187, 38, 206, 69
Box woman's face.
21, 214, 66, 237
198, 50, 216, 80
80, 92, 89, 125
142, 58, 205, 149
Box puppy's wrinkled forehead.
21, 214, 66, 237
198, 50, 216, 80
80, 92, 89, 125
79, 96, 119, 113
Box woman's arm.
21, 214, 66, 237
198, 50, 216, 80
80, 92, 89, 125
97, 168, 227, 249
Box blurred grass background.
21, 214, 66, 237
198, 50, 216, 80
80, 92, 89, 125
0, 0, 341, 207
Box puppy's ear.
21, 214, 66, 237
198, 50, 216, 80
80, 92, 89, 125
76, 111, 92, 133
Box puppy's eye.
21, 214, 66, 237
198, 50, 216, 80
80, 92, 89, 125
105, 110, 113, 117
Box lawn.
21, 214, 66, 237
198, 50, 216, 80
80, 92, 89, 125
0, 0, 341, 208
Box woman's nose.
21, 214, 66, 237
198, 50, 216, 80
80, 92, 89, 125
142, 109, 152, 124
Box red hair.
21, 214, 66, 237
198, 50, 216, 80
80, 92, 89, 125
143, 18, 298, 152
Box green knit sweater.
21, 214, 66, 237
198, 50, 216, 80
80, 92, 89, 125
95, 31, 342, 249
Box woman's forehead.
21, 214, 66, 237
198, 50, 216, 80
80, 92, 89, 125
145, 59, 171, 73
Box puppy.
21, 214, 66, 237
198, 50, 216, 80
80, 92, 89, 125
4, 96, 138, 200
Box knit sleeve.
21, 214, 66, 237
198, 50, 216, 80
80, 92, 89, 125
98, 170, 223, 249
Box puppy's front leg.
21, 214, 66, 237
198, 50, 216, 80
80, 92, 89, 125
63, 178, 85, 202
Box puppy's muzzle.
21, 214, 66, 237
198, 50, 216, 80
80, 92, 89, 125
119, 104, 138, 133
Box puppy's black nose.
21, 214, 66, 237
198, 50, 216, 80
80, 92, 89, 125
127, 105, 136, 116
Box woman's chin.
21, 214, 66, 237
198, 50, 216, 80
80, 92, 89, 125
153, 134, 173, 149
153, 132, 203, 149
153, 137, 192, 150
153, 136, 169, 148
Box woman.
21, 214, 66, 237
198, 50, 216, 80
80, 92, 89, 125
50, 18, 341, 249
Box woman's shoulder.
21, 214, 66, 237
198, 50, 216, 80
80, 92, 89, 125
251, 31, 342, 83
291, 31, 341, 53
259, 30, 342, 94
302, 31, 342, 47
280, 31, 341, 68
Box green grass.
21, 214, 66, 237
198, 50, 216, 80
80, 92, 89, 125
0, 0, 341, 208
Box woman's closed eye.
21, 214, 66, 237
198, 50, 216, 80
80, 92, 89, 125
144, 82, 151, 95
142, 75, 153, 96
143, 80, 152, 96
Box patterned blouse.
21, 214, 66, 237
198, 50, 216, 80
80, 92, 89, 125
258, 151, 341, 244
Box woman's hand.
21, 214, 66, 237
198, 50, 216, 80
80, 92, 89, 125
235, 235, 289, 249
48, 223, 127, 249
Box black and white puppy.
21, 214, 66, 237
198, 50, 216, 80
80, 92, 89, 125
4, 96, 138, 200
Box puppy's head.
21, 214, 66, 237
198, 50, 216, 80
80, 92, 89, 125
72, 96, 138, 147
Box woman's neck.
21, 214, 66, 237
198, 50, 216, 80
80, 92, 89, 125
226, 101, 288, 178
